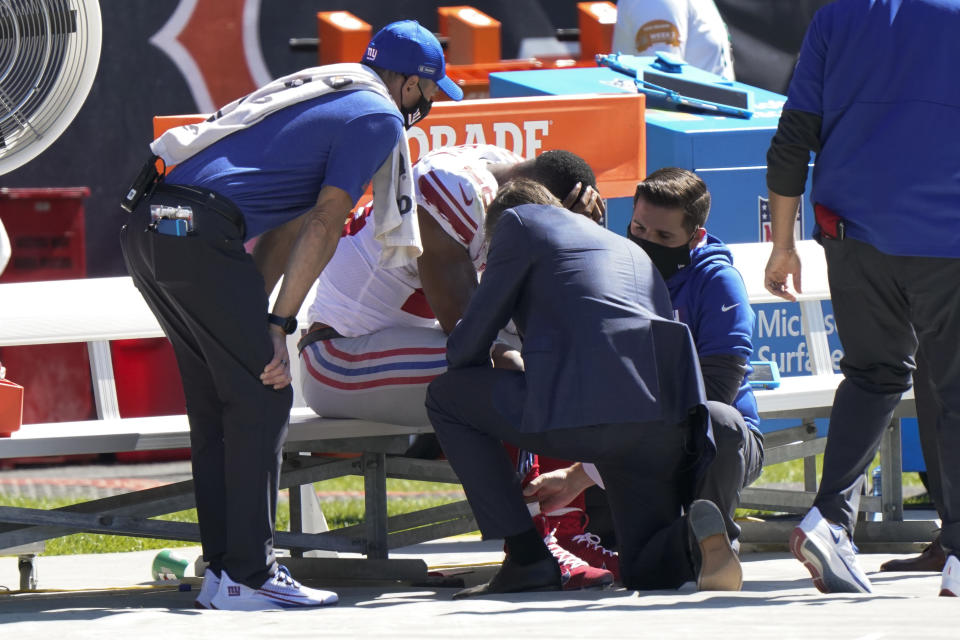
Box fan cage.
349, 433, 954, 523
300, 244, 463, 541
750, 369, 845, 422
0, 0, 101, 174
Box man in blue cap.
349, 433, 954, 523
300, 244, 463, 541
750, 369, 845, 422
121, 20, 461, 610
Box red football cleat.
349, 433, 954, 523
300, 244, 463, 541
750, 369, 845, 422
543, 510, 620, 583
543, 529, 614, 590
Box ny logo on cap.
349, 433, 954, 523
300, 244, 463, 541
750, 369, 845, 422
366, 46, 378, 61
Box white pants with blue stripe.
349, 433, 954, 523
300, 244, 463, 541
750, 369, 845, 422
299, 326, 449, 426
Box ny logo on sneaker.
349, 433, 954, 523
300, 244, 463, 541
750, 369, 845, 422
227, 585, 241, 597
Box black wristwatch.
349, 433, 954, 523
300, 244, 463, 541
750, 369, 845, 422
267, 313, 298, 335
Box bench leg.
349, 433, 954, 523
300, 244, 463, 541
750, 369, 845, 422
363, 452, 389, 560
879, 418, 904, 522
801, 420, 819, 494
803, 455, 818, 493
18, 554, 37, 590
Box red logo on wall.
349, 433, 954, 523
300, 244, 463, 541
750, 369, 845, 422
150, 0, 271, 112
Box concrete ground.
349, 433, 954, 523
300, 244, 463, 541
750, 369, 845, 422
2, 537, 959, 639
1, 461, 956, 637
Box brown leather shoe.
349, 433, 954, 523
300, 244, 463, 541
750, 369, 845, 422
689, 499, 743, 591
879, 533, 946, 572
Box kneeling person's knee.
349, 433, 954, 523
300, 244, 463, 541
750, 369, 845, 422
707, 401, 748, 447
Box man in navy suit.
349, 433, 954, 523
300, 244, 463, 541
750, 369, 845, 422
425, 180, 742, 595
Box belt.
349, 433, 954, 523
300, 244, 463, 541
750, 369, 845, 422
153, 182, 245, 234
296, 322, 344, 353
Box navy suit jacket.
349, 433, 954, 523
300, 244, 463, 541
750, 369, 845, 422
446, 204, 709, 435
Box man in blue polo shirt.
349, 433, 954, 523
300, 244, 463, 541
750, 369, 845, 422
763, 0, 960, 596
120, 20, 463, 610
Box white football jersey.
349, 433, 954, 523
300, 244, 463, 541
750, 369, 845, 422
307, 144, 522, 337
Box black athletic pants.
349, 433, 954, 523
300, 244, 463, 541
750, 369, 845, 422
121, 183, 292, 588
426, 366, 703, 590
697, 401, 764, 543
815, 236, 960, 557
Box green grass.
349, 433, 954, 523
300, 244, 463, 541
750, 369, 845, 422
739, 452, 929, 519
753, 452, 925, 492
0, 477, 463, 556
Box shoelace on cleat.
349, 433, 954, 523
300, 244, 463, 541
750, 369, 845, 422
570, 532, 617, 558
544, 530, 588, 569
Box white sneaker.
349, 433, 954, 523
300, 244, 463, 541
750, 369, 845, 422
194, 568, 220, 609
790, 506, 872, 593
210, 565, 339, 610
940, 555, 960, 597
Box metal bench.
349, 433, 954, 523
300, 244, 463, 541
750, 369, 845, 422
0, 277, 476, 589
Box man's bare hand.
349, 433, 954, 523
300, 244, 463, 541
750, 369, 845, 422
764, 246, 803, 302
562, 182, 606, 224
260, 327, 292, 390
491, 343, 524, 371
522, 463, 596, 514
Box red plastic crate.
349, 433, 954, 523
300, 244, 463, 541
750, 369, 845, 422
0, 187, 89, 282
0, 188, 97, 447
111, 338, 190, 463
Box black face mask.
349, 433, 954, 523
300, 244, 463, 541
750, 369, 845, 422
401, 80, 432, 129
627, 225, 694, 281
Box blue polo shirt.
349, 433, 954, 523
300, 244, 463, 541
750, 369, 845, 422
667, 235, 759, 432
785, 0, 960, 257
167, 89, 403, 240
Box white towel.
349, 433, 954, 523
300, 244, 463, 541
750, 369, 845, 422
368, 131, 421, 268
150, 63, 421, 268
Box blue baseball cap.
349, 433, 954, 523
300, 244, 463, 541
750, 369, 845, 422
362, 20, 463, 101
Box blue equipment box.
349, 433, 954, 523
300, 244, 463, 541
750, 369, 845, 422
490, 58, 815, 243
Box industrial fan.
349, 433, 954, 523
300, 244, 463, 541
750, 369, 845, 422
0, 0, 101, 174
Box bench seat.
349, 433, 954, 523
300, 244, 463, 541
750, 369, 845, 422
0, 408, 433, 459
755, 373, 915, 420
